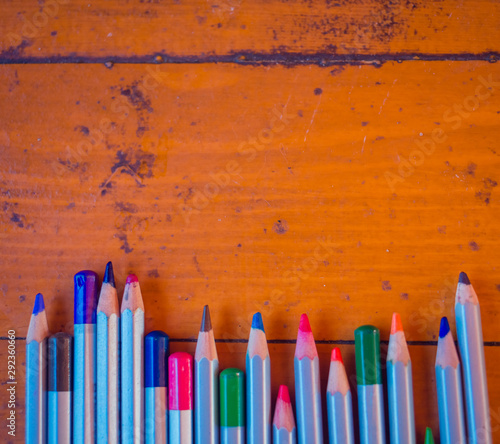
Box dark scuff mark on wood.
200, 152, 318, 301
116, 232, 133, 253
273, 220, 289, 234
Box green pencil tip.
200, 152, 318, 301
424, 427, 434, 444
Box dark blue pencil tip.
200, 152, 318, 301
33, 293, 45, 315
201, 305, 212, 332
252, 312, 265, 331
103, 261, 115, 287
439, 317, 450, 338
458, 271, 470, 285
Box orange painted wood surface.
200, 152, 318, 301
1, 1, 500, 442
1, 0, 500, 59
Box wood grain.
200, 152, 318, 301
1, 0, 500, 60
1, 62, 500, 341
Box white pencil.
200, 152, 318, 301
97, 262, 120, 444
455, 272, 492, 444
121, 274, 145, 443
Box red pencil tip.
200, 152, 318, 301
331, 347, 343, 363
126, 274, 139, 284
277, 385, 291, 403
299, 313, 312, 332
391, 312, 403, 334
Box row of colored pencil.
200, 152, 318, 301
26, 267, 492, 443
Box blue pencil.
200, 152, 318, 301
195, 305, 219, 444
435, 317, 467, 444
73, 270, 99, 444
48, 332, 73, 444
145, 331, 170, 443
96, 262, 120, 444
246, 312, 271, 444
26, 293, 50, 444
294, 314, 323, 444
121, 274, 145, 443
273, 385, 297, 444
455, 272, 492, 444
326, 348, 354, 444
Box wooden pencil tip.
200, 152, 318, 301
277, 385, 291, 403
391, 312, 403, 334
299, 313, 312, 332
331, 347, 343, 363
126, 274, 138, 284
439, 316, 450, 338
458, 271, 470, 285
201, 305, 212, 332
103, 261, 115, 287
33, 293, 45, 315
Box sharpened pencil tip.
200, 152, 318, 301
458, 271, 470, 285
299, 313, 312, 332
331, 347, 343, 363
277, 385, 291, 403
126, 274, 138, 284
424, 427, 435, 444
33, 293, 45, 315
251, 312, 264, 331
103, 261, 115, 287
439, 317, 450, 338
201, 305, 212, 332
391, 312, 403, 334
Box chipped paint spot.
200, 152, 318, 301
382, 281, 392, 291
273, 220, 289, 234
469, 241, 480, 251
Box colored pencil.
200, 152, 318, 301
145, 330, 170, 444
169, 352, 194, 444
26, 293, 50, 444
96, 261, 120, 444
326, 347, 354, 444
246, 312, 271, 444
354, 325, 386, 444
424, 427, 435, 444
48, 332, 73, 444
73, 270, 99, 444
220, 368, 245, 444
387, 313, 416, 444
273, 385, 297, 444
121, 274, 145, 443
294, 313, 323, 444
455, 272, 492, 443
435, 317, 466, 444
194, 305, 219, 444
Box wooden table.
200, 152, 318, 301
1, 1, 499, 442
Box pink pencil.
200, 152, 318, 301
169, 352, 194, 444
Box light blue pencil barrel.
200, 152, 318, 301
121, 274, 145, 443
195, 305, 219, 444
73, 270, 99, 444
273, 385, 297, 444
48, 332, 73, 444
326, 348, 354, 444
26, 293, 50, 444
387, 313, 416, 444
145, 331, 169, 444
246, 312, 271, 444
455, 273, 492, 444
294, 314, 323, 444
96, 262, 120, 444
435, 317, 467, 444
